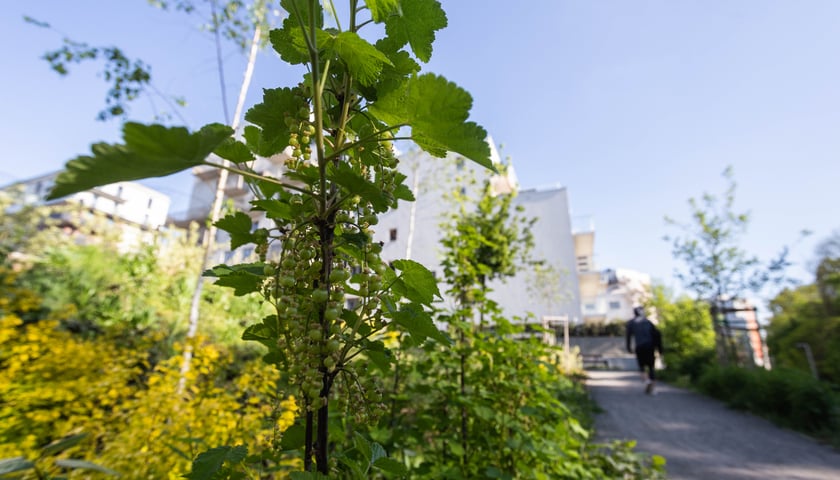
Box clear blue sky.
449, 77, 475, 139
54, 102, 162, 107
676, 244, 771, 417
3, 1, 839, 307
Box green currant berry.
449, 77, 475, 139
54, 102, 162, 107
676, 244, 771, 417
312, 289, 329, 303
324, 308, 340, 321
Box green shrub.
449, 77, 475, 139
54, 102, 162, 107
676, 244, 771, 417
697, 366, 840, 440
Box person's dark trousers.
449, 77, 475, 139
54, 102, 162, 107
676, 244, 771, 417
635, 344, 656, 380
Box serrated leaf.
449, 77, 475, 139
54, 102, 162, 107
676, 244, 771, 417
251, 199, 293, 221
373, 456, 407, 475
214, 138, 255, 163
214, 212, 254, 249
280, 424, 306, 450
42, 433, 88, 457
354, 433, 372, 462
281, 0, 323, 28
269, 20, 309, 65
54, 459, 120, 476
382, 0, 446, 63
332, 32, 392, 86
244, 125, 287, 158
392, 303, 448, 344
242, 323, 275, 347
366, 348, 392, 371
245, 88, 306, 157
215, 275, 262, 296
366, 0, 399, 22
369, 74, 491, 170
47, 123, 232, 200
369, 442, 386, 464
327, 162, 389, 212
338, 232, 369, 249
393, 259, 440, 304
0, 457, 35, 475
184, 446, 237, 480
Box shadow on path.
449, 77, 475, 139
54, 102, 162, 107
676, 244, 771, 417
587, 370, 840, 480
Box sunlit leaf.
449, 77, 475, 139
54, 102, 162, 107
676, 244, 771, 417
369, 74, 491, 170
214, 211, 254, 249
332, 32, 392, 86
47, 123, 232, 199
382, 0, 446, 63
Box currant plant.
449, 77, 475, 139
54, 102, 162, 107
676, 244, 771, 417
47, 0, 491, 475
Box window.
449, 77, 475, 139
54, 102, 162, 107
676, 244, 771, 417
584, 303, 596, 311
147, 197, 154, 209
389, 228, 398, 241
609, 301, 621, 310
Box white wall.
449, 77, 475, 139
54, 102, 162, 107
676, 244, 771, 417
375, 148, 582, 324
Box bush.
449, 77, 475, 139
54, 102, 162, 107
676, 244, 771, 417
697, 366, 840, 441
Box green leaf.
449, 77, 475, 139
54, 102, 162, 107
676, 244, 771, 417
369, 74, 491, 170
383, 0, 447, 63
243, 125, 286, 158
332, 32, 392, 86
242, 323, 275, 348
245, 87, 306, 157
280, 424, 306, 450
41, 433, 88, 456
369, 442, 386, 464
184, 445, 246, 480
281, 0, 323, 29
54, 459, 120, 476
354, 433, 372, 463
327, 162, 389, 212
365, 346, 393, 371
652, 454, 667, 468
47, 123, 232, 200
366, 0, 399, 22
214, 138, 255, 163
392, 303, 448, 344
373, 456, 407, 475
214, 212, 254, 249
0, 457, 35, 475
205, 263, 266, 296
393, 259, 440, 304
269, 20, 309, 65
251, 199, 293, 221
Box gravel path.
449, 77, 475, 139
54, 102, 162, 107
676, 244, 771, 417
587, 370, 840, 480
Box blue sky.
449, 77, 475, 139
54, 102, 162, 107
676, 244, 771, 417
2, 1, 839, 307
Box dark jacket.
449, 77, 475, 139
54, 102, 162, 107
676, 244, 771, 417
626, 315, 663, 354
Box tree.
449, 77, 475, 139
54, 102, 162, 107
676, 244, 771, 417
665, 167, 791, 364
646, 286, 715, 382
766, 232, 840, 384
46, 1, 492, 474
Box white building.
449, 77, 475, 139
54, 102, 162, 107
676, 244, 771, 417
574, 227, 651, 323
2, 171, 171, 250
374, 146, 583, 324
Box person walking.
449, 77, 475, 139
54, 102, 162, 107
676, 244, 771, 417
626, 306, 663, 394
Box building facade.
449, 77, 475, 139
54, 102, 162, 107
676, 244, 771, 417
374, 146, 583, 325
574, 227, 652, 324
2, 171, 171, 251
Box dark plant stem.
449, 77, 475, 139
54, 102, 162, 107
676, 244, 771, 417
304, 410, 314, 471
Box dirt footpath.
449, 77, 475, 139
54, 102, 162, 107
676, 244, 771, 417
587, 370, 840, 480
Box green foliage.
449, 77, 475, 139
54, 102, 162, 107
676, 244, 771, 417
647, 286, 716, 382
665, 166, 789, 301
25, 16, 157, 121
372, 319, 664, 479
697, 366, 840, 442
767, 284, 840, 384
46, 123, 233, 200
0, 433, 118, 479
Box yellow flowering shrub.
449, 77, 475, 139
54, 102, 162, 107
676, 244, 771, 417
0, 275, 299, 478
